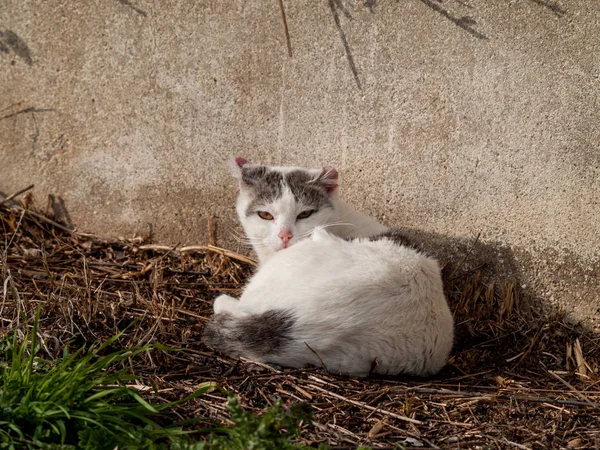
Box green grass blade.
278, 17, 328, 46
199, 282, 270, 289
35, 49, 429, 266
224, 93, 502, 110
128, 390, 159, 413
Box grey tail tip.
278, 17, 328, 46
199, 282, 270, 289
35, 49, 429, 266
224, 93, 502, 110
202, 309, 295, 360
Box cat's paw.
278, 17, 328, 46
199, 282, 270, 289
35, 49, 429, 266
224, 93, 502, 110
213, 294, 239, 315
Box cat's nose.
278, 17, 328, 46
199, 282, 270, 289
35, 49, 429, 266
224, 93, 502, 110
278, 230, 293, 245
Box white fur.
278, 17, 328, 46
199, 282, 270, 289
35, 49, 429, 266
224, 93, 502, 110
212, 229, 454, 377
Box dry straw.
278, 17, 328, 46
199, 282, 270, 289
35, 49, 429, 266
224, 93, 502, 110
0, 188, 599, 449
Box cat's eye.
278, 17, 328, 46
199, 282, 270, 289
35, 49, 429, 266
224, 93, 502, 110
297, 210, 314, 220
257, 211, 274, 220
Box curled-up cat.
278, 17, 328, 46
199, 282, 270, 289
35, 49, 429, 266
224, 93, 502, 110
203, 228, 454, 377
230, 157, 388, 264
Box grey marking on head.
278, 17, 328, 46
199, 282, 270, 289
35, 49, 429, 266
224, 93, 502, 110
202, 309, 295, 359
242, 167, 284, 215
285, 170, 333, 210
243, 166, 333, 215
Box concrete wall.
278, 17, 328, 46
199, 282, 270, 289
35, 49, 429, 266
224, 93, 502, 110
1, 1, 599, 325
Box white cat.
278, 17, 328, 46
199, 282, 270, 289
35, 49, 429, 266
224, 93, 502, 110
203, 229, 454, 377
230, 157, 388, 264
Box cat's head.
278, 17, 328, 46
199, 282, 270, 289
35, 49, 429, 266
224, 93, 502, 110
230, 157, 339, 262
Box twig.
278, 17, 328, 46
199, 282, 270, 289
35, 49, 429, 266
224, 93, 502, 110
186, 245, 258, 266
448, 232, 481, 280
304, 341, 329, 372
1, 197, 126, 242
207, 213, 216, 246
25, 209, 74, 234
307, 383, 423, 425
204, 245, 257, 266
573, 338, 592, 381
405, 386, 600, 409
138, 244, 177, 251
512, 324, 544, 366
0, 184, 35, 207
277, 0, 293, 57
502, 437, 531, 449
373, 419, 440, 449
239, 357, 281, 373
139, 244, 257, 266
548, 370, 597, 408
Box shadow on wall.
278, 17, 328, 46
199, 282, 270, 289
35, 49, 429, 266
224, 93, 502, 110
0, 105, 55, 160
116, 0, 147, 17
530, 0, 566, 17
416, 0, 488, 40
48, 194, 74, 229
0, 189, 72, 230
328, 0, 362, 90
326, 0, 490, 90
0, 2, 147, 65
0, 29, 33, 65
324, 0, 568, 89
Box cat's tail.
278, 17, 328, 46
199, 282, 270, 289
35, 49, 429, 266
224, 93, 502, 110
202, 310, 296, 360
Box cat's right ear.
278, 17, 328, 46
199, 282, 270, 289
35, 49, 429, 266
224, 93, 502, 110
229, 157, 249, 179
313, 166, 339, 194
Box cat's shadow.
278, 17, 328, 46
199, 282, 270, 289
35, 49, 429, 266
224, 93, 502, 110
371, 227, 598, 382
228, 224, 597, 381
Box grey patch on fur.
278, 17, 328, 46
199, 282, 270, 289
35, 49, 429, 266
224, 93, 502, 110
368, 229, 417, 248
285, 170, 333, 210
242, 167, 284, 215
243, 166, 333, 215
202, 309, 295, 359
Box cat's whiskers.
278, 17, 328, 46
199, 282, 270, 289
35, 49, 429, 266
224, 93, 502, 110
224, 225, 246, 238
331, 209, 366, 223
315, 221, 359, 232
320, 207, 336, 226
225, 228, 251, 243
225, 227, 269, 247
321, 221, 358, 229
319, 208, 358, 228
294, 221, 357, 240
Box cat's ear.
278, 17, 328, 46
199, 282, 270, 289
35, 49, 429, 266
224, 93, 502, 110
312, 166, 339, 194
229, 157, 249, 179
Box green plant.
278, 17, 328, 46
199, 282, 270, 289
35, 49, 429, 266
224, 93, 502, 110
0, 313, 333, 449
0, 313, 214, 450
178, 395, 325, 450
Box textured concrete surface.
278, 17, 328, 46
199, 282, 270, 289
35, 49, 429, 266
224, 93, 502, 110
1, 1, 599, 325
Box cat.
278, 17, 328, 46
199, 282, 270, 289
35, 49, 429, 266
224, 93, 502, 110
203, 227, 454, 377
229, 157, 389, 264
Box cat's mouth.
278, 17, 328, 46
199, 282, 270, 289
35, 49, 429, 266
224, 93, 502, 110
275, 242, 291, 252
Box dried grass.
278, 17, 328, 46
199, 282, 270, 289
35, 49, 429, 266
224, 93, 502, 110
1, 194, 599, 449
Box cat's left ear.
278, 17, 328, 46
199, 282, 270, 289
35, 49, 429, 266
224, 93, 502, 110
229, 157, 249, 179
313, 166, 339, 194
